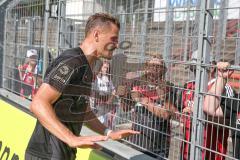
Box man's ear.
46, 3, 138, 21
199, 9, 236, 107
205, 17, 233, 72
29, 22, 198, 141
93, 30, 99, 42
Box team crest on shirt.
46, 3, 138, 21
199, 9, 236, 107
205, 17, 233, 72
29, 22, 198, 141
59, 65, 70, 75
52, 63, 73, 84
237, 119, 240, 125
186, 90, 191, 95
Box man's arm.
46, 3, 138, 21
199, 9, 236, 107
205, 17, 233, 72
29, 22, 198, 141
107, 90, 116, 104
203, 62, 234, 117
84, 105, 108, 135
131, 89, 177, 119
140, 97, 177, 119
18, 65, 23, 81
203, 77, 225, 117
30, 83, 107, 148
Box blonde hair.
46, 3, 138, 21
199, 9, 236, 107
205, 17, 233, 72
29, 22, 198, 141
144, 55, 167, 73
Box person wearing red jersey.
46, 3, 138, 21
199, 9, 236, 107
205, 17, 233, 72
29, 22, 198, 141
203, 62, 240, 160
118, 56, 180, 159
180, 51, 234, 160
18, 49, 38, 99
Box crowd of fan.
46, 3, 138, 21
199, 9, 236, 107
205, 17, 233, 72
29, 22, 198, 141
16, 49, 240, 160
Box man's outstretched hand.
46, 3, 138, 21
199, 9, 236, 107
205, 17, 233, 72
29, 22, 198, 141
69, 135, 108, 149
68, 130, 140, 149
108, 129, 140, 140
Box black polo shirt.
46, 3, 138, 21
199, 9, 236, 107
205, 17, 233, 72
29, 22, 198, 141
26, 47, 93, 160
221, 91, 240, 159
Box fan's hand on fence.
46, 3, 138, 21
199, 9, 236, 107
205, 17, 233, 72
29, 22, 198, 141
183, 106, 193, 114
217, 62, 234, 79
183, 100, 194, 114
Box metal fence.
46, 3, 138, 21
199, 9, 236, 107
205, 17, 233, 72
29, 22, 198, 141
1, 0, 240, 159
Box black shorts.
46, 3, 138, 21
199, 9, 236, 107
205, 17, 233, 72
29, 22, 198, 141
25, 153, 65, 160
25, 153, 47, 160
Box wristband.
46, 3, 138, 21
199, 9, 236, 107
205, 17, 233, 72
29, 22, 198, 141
104, 128, 112, 137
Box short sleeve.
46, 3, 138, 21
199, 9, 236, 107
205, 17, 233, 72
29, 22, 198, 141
109, 81, 115, 93
44, 59, 75, 93
221, 92, 240, 118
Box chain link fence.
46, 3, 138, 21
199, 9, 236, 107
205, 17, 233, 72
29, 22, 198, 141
1, 0, 240, 159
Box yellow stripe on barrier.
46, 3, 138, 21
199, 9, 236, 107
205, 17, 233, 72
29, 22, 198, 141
0, 99, 110, 160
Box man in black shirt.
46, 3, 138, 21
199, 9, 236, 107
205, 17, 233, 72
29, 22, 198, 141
25, 13, 139, 160
203, 62, 240, 159
228, 96, 240, 159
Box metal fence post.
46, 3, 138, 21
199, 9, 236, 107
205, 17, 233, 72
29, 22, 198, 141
119, 5, 126, 50
0, 0, 12, 88
55, 0, 61, 57
236, 35, 240, 65
43, 0, 50, 76
163, 0, 173, 77
216, 0, 228, 61
0, 2, 6, 87
183, 0, 191, 61
11, 14, 18, 91
140, 0, 148, 63
2, 7, 9, 89
190, 0, 214, 159
27, 18, 34, 46
192, 0, 201, 51
58, 0, 66, 54
56, 0, 65, 57
235, 6, 240, 65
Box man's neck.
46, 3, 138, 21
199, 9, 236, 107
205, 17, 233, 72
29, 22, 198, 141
80, 39, 99, 68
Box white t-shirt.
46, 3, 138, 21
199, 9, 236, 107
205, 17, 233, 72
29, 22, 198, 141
94, 75, 115, 96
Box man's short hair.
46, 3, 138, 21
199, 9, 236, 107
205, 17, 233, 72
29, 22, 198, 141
85, 13, 120, 37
